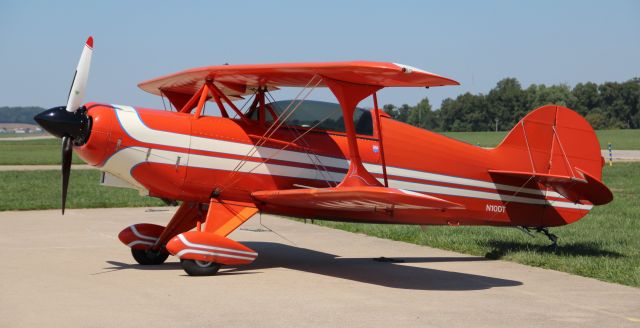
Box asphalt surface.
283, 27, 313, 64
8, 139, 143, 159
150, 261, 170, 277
601, 149, 640, 162
0, 207, 638, 327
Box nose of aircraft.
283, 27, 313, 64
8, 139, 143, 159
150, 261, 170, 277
32, 36, 95, 215
33, 105, 93, 215
34, 106, 91, 143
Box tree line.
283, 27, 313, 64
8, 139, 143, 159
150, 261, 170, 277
2, 77, 639, 131
383, 77, 640, 131
0, 106, 45, 124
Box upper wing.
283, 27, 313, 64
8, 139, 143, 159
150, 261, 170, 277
138, 61, 459, 101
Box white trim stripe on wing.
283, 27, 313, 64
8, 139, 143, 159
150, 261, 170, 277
177, 234, 258, 256
175, 249, 256, 261
127, 240, 155, 248
129, 225, 159, 241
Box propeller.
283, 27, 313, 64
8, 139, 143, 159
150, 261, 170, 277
61, 136, 73, 214
66, 36, 93, 113
34, 36, 94, 214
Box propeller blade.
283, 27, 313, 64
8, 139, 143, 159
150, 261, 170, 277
65, 36, 93, 113
61, 136, 73, 214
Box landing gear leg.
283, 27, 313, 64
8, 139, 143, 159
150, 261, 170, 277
537, 227, 558, 251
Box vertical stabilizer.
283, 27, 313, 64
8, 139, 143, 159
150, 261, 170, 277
491, 105, 612, 206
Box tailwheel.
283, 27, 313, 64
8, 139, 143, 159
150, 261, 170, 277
131, 248, 169, 265
181, 259, 221, 276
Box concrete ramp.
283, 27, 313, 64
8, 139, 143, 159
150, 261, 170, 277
0, 208, 638, 327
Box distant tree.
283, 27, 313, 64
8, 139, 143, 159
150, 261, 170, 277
597, 80, 640, 128
0, 107, 46, 124
486, 78, 526, 128
397, 104, 411, 123
525, 83, 575, 110
407, 98, 439, 130
439, 93, 489, 131
585, 110, 608, 129
619, 79, 640, 129
570, 82, 600, 116
382, 104, 397, 119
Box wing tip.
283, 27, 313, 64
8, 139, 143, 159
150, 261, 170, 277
86, 36, 94, 49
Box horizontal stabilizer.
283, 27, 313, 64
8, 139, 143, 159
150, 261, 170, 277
252, 186, 464, 212
488, 168, 613, 205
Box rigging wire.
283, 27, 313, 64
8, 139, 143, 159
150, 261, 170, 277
220, 105, 342, 192
223, 80, 317, 180
486, 175, 536, 222
220, 81, 320, 192
234, 92, 255, 119
257, 212, 297, 245
160, 92, 168, 111
218, 75, 322, 191
265, 90, 336, 187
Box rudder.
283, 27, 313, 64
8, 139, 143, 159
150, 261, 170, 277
492, 105, 612, 205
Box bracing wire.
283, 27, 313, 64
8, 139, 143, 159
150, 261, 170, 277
258, 212, 297, 245
220, 106, 342, 192
160, 93, 168, 111
265, 90, 336, 187
218, 75, 322, 190
486, 175, 536, 222
222, 80, 317, 181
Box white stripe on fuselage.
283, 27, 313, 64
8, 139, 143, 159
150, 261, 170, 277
102, 146, 591, 211
111, 105, 565, 199
105, 105, 585, 210
114, 105, 348, 169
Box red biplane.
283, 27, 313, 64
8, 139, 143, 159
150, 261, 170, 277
35, 37, 612, 276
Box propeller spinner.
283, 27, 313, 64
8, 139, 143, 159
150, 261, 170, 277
33, 36, 94, 214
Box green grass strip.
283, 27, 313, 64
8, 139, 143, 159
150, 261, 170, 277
0, 170, 165, 211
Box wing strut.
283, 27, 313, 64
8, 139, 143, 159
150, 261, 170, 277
178, 80, 250, 123
372, 92, 389, 187
322, 77, 382, 187
249, 77, 466, 214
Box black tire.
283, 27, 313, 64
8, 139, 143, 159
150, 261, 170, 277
181, 259, 221, 276
131, 248, 169, 265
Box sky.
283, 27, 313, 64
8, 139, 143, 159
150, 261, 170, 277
0, 0, 638, 110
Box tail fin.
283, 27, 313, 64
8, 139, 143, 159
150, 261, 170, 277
491, 105, 612, 205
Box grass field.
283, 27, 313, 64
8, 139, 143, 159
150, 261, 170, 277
314, 163, 640, 287
0, 170, 165, 211
0, 133, 48, 138
0, 138, 83, 165
442, 129, 640, 149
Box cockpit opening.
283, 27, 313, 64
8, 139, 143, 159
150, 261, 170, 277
248, 100, 373, 136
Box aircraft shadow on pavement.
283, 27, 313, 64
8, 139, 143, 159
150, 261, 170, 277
104, 242, 522, 291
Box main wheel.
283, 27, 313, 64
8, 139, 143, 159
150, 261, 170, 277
181, 259, 221, 276
131, 248, 169, 265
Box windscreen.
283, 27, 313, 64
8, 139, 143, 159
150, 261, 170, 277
251, 100, 373, 136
